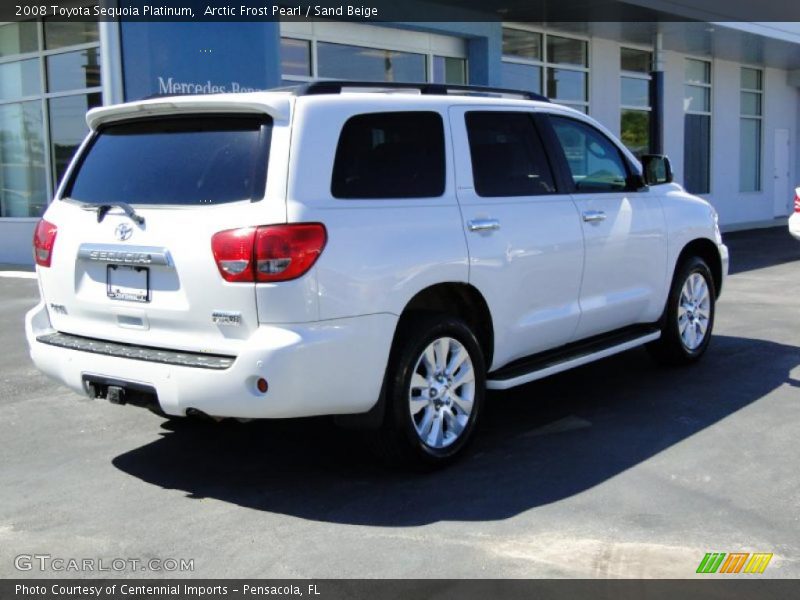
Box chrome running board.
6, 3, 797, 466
487, 329, 661, 390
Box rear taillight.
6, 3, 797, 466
33, 219, 58, 267
211, 223, 327, 283
211, 227, 257, 282
794, 190, 800, 213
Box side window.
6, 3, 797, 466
550, 116, 630, 192
331, 111, 445, 199
465, 111, 556, 197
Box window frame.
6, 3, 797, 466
619, 47, 652, 111
279, 24, 468, 86
683, 57, 713, 195
500, 25, 590, 113
619, 46, 653, 157
739, 65, 763, 193
0, 16, 103, 220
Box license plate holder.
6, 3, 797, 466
107, 265, 150, 303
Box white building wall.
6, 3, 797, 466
662, 49, 687, 187
704, 59, 798, 227
710, 57, 741, 225
763, 66, 798, 217
588, 36, 621, 136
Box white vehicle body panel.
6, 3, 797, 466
570, 189, 668, 339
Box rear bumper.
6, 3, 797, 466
25, 302, 396, 419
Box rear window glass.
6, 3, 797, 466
65, 115, 270, 206
331, 111, 445, 199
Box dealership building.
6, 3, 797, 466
1, 7, 799, 264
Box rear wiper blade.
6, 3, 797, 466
92, 202, 145, 225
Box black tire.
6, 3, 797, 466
648, 256, 716, 366
371, 313, 486, 469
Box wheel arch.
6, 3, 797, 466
675, 238, 724, 297
397, 282, 495, 368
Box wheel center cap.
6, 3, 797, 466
429, 380, 451, 408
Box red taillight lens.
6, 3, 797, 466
794, 190, 800, 213
33, 219, 58, 267
253, 224, 327, 282
211, 223, 326, 283
211, 227, 257, 282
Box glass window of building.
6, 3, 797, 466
0, 21, 38, 58
432, 56, 466, 85
280, 38, 312, 80
683, 58, 712, 194
739, 67, 763, 192
501, 27, 589, 112
620, 48, 652, 157
280, 28, 467, 87
503, 28, 542, 61
317, 42, 426, 83
0, 17, 101, 218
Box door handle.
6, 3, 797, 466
582, 210, 607, 223
467, 218, 501, 232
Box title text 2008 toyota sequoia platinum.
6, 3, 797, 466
26, 82, 729, 466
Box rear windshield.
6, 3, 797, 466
64, 115, 271, 206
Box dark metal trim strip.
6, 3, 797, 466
36, 332, 235, 370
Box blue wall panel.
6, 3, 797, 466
120, 21, 282, 100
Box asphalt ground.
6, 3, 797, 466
1, 226, 798, 579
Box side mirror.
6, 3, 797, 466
641, 154, 673, 185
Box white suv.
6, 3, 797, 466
789, 186, 800, 240
26, 82, 729, 466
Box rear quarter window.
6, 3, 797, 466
331, 111, 445, 199
64, 115, 271, 206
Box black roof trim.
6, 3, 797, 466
288, 80, 549, 102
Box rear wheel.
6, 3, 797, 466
372, 314, 486, 468
648, 256, 716, 365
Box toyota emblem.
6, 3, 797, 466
114, 223, 133, 241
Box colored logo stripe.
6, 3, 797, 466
697, 553, 726, 573
719, 553, 749, 574
744, 553, 773, 574
697, 552, 773, 574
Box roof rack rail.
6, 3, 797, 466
294, 81, 549, 102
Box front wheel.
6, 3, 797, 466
372, 314, 486, 468
648, 256, 716, 365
